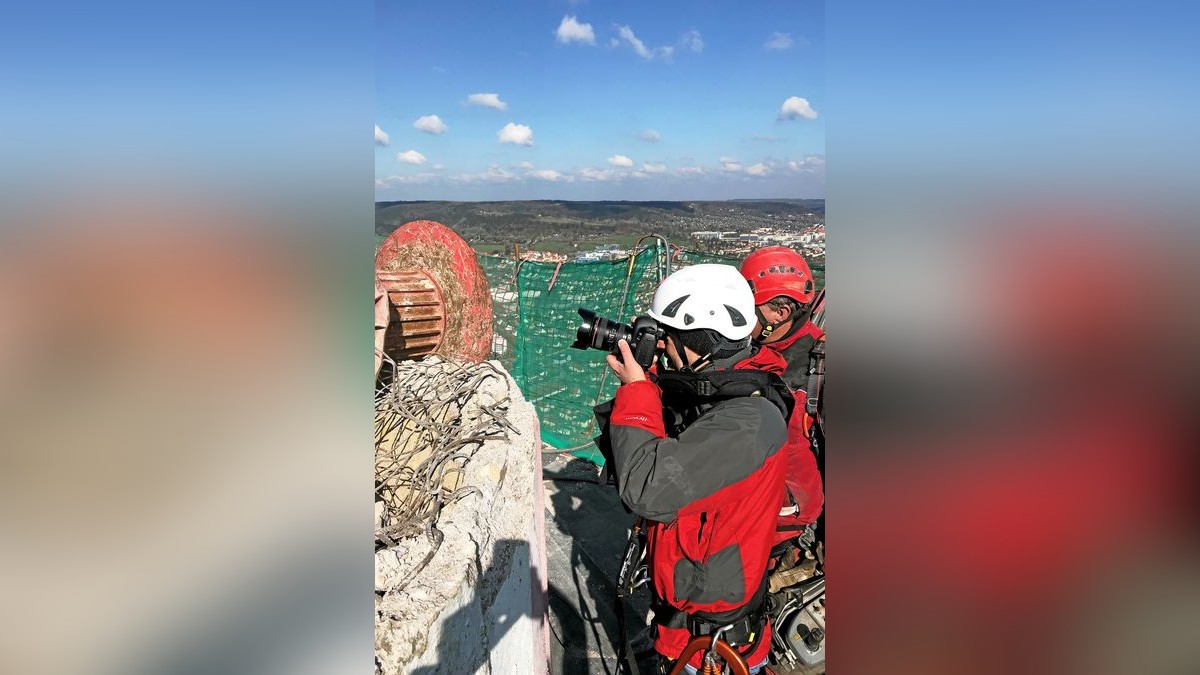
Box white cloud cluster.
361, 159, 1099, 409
475, 166, 517, 183
579, 167, 616, 182
377, 175, 435, 187
413, 114, 448, 134
375, 124, 390, 146
764, 32, 794, 50
680, 29, 704, 53
556, 15, 595, 44
396, 150, 426, 165
639, 129, 661, 143
527, 169, 570, 182
376, 153, 826, 193
378, 167, 522, 189
778, 96, 818, 121
607, 154, 634, 167
466, 92, 507, 110
788, 155, 825, 173
616, 25, 674, 61
497, 122, 534, 146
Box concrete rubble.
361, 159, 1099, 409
375, 357, 548, 675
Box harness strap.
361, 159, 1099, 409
654, 569, 770, 640
805, 335, 825, 418
754, 306, 782, 341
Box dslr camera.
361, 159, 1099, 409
571, 308, 665, 370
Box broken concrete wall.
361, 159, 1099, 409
375, 358, 548, 675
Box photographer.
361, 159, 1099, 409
593, 264, 790, 674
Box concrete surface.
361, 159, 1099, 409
542, 453, 657, 675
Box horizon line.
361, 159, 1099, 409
375, 197, 825, 204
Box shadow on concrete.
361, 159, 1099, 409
543, 455, 658, 675
408, 538, 546, 675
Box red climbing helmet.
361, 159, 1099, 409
740, 246, 816, 306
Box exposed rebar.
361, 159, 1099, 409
374, 354, 513, 588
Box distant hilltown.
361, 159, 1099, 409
375, 199, 824, 266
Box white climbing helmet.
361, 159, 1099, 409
647, 264, 755, 341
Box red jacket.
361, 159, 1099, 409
759, 319, 826, 529
598, 348, 789, 665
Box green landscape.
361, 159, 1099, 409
375, 199, 825, 263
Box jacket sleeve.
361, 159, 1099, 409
607, 380, 787, 522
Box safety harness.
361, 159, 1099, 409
655, 368, 794, 423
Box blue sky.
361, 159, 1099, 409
376, 1, 824, 201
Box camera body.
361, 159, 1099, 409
571, 308, 665, 370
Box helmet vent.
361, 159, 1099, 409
683, 313, 694, 326
661, 294, 689, 318
724, 304, 747, 327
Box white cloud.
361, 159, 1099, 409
639, 129, 661, 143
528, 169, 570, 182
413, 114, 448, 134
764, 32, 794, 50
642, 162, 667, 174
616, 25, 674, 61
449, 165, 518, 184
779, 96, 818, 121
481, 166, 516, 182
675, 166, 706, 176
466, 92, 508, 110
497, 122, 534, 146
617, 25, 650, 58
556, 15, 595, 45
680, 29, 704, 53
745, 163, 769, 176
515, 160, 535, 170
788, 155, 826, 173
376, 173, 438, 187
396, 150, 427, 165
375, 124, 390, 146
607, 154, 634, 167
720, 157, 744, 172
579, 167, 615, 181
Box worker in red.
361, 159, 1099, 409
740, 246, 825, 541
595, 264, 791, 674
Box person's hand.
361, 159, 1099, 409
606, 339, 647, 385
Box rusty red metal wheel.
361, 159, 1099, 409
375, 220, 493, 362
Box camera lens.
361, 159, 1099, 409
571, 308, 636, 354
594, 316, 633, 352
572, 308, 599, 350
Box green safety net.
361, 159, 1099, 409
477, 243, 823, 464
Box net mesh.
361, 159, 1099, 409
477, 243, 823, 464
